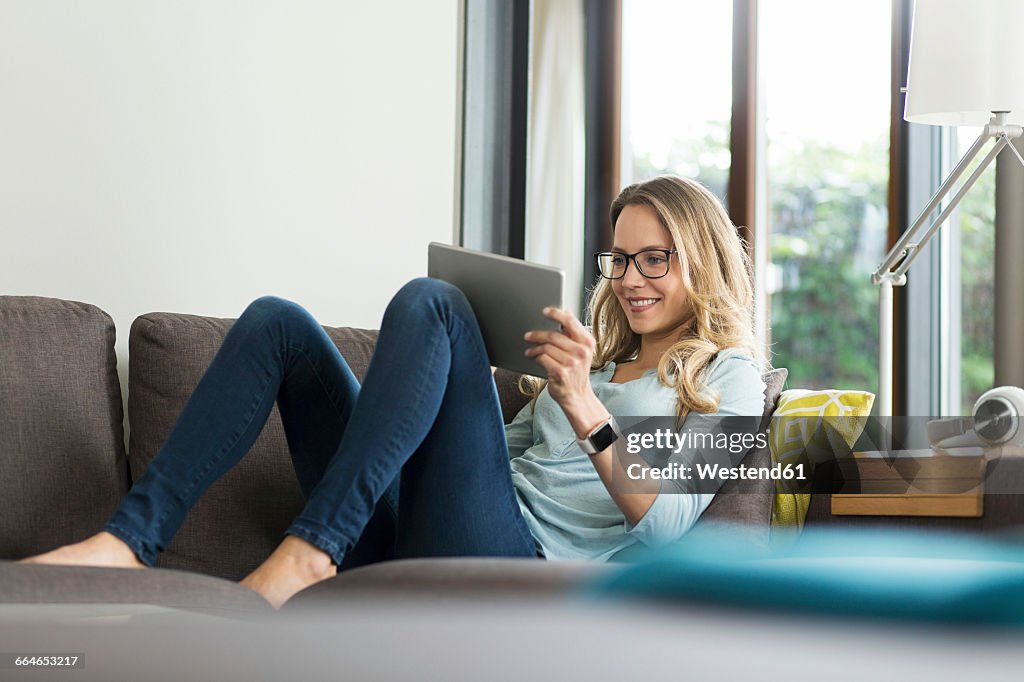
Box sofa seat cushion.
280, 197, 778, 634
286, 557, 612, 608
0, 296, 128, 559
0, 561, 271, 617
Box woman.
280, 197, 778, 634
24, 175, 767, 608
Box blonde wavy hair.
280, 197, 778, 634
523, 175, 766, 418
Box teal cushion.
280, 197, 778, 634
587, 527, 1024, 626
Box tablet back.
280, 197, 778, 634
428, 242, 564, 377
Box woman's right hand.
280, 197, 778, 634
524, 307, 612, 442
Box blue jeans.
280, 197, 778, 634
104, 278, 539, 568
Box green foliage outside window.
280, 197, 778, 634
767, 134, 887, 392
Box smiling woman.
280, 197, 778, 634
588, 175, 766, 417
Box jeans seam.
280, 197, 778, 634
387, 310, 449, 475
436, 310, 537, 556
154, 363, 276, 528
455, 314, 539, 554
285, 342, 350, 421
318, 305, 449, 560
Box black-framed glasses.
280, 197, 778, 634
595, 249, 678, 280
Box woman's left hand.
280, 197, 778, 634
524, 307, 597, 411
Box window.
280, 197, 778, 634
620, 0, 733, 202
762, 0, 891, 390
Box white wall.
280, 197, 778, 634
0, 1, 459, 353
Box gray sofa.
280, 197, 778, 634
0, 295, 784, 615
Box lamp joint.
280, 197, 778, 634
872, 271, 907, 287
984, 111, 1023, 139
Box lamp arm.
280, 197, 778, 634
872, 131, 991, 285
1004, 134, 1024, 170
892, 136, 1008, 280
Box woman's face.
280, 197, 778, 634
611, 203, 692, 340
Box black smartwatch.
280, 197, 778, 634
576, 416, 622, 455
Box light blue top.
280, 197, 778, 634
506, 349, 766, 562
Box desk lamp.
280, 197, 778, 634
873, 0, 1024, 416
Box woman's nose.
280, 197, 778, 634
621, 259, 647, 288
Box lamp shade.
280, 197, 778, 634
905, 0, 1024, 126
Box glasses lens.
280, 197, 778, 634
635, 251, 670, 278
597, 253, 627, 279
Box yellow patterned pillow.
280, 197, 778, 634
770, 389, 875, 531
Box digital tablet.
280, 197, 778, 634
427, 242, 565, 378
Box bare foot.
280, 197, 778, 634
240, 535, 337, 610
19, 532, 147, 569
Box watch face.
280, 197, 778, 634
590, 422, 618, 452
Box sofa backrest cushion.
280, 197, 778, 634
128, 313, 377, 580
698, 367, 788, 539
0, 296, 128, 559
492, 368, 532, 423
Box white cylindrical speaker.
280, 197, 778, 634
973, 386, 1024, 446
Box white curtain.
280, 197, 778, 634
526, 0, 586, 317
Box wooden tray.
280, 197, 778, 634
830, 452, 986, 518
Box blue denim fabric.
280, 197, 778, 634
104, 278, 539, 568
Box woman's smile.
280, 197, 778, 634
625, 296, 661, 313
